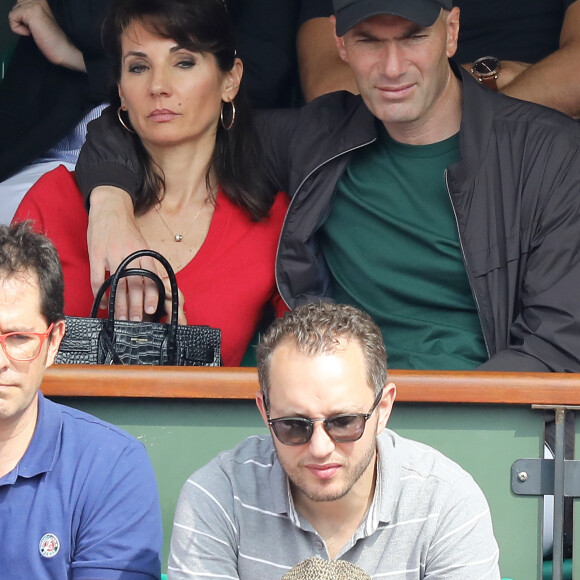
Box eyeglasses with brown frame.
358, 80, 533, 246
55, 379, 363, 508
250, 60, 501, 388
266, 388, 384, 446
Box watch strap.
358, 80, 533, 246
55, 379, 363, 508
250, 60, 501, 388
479, 75, 498, 91
471, 56, 501, 91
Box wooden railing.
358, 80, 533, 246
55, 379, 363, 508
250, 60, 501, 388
42, 365, 580, 404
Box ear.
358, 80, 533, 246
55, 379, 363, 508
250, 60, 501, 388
255, 390, 270, 428
45, 319, 66, 369
376, 382, 396, 435
330, 15, 349, 63
445, 7, 460, 59
221, 57, 243, 103
118, 85, 127, 110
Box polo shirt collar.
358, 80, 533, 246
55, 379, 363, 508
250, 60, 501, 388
268, 431, 400, 534
268, 443, 319, 531
366, 430, 400, 528
269, 448, 295, 516
9, 392, 61, 481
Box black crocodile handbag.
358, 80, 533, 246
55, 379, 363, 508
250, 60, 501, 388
55, 250, 221, 366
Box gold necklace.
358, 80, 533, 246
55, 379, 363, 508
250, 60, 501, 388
154, 201, 206, 243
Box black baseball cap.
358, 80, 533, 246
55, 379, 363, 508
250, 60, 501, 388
334, 0, 453, 36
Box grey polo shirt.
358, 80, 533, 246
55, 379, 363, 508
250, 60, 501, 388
168, 430, 500, 579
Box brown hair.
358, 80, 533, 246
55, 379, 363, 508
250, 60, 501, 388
0, 222, 64, 324
257, 303, 387, 403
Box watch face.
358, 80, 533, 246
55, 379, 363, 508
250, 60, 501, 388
473, 56, 500, 77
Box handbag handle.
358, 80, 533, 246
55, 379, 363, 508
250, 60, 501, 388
90, 268, 166, 319
104, 250, 181, 363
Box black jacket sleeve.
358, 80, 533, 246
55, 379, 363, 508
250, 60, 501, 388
76, 105, 143, 208
476, 129, 580, 373
75, 103, 303, 209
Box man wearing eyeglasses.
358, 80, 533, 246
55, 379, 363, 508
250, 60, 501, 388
168, 303, 500, 579
0, 222, 162, 579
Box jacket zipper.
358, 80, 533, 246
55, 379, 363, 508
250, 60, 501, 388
444, 169, 491, 359
275, 139, 376, 308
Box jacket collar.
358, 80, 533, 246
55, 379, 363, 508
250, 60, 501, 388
297, 91, 378, 182
448, 61, 496, 192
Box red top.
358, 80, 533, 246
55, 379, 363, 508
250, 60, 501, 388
14, 165, 289, 366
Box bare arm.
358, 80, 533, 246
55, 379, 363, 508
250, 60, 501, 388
297, 16, 358, 102
88, 187, 161, 320
501, 1, 580, 118
8, 0, 85, 72
463, 1, 580, 118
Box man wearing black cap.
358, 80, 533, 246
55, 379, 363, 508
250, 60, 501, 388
334, 0, 452, 31
267, 0, 578, 374
76, 0, 580, 374
300, 0, 580, 118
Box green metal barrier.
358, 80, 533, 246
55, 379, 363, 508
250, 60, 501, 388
574, 416, 580, 580
389, 404, 542, 580
52, 397, 544, 579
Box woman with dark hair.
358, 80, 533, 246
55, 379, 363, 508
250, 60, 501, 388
13, 0, 289, 366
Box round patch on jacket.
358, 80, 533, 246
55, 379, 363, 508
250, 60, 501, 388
39, 533, 60, 558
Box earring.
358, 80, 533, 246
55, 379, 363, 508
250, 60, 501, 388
117, 106, 135, 134
220, 100, 236, 130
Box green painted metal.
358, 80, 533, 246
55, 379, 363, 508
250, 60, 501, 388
543, 559, 574, 580
574, 413, 579, 580
388, 404, 543, 580
52, 397, 545, 579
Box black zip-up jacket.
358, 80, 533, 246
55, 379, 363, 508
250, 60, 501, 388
76, 67, 580, 373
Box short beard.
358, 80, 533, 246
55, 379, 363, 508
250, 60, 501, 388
279, 440, 377, 503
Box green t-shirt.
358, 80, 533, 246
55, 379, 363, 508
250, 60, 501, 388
319, 123, 487, 370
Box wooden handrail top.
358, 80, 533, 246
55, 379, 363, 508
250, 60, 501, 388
42, 365, 580, 405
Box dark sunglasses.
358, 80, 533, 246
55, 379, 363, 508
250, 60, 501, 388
266, 388, 383, 446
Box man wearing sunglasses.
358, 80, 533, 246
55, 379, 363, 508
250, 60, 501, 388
168, 303, 499, 579
0, 222, 162, 579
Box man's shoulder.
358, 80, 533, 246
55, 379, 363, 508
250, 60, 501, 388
493, 94, 580, 138
188, 434, 282, 508
255, 91, 375, 178
463, 73, 580, 143
257, 91, 370, 135
195, 434, 276, 480
301, 91, 372, 129
379, 429, 474, 487
45, 396, 145, 453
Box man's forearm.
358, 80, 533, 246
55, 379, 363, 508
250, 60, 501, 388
500, 44, 580, 118
297, 17, 359, 102
487, 1, 580, 118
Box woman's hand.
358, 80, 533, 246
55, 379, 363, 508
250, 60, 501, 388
88, 186, 161, 321
9, 0, 86, 72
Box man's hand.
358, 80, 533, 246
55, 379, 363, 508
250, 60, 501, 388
88, 186, 160, 321
8, 0, 85, 71
161, 276, 187, 326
